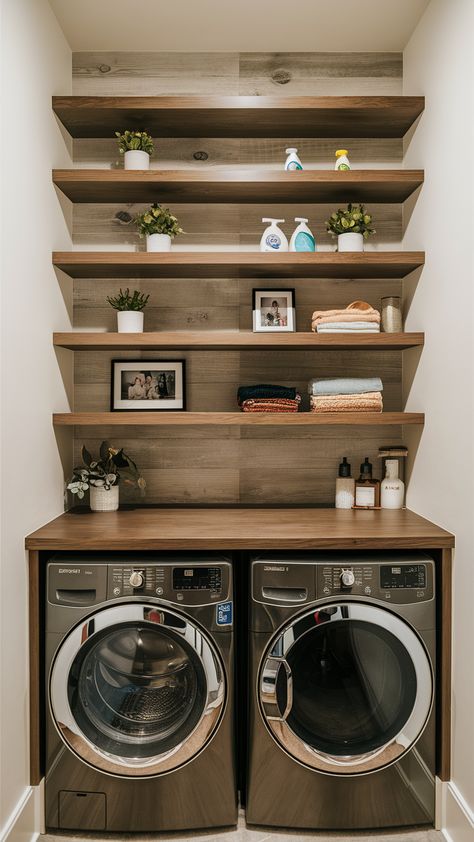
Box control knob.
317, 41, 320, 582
340, 569, 355, 588
129, 570, 144, 589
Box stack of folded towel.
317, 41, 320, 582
237, 384, 301, 413
311, 301, 380, 333
308, 377, 383, 413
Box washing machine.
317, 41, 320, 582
247, 553, 436, 830
45, 555, 237, 832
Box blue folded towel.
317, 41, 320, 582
238, 384, 297, 404
308, 377, 384, 396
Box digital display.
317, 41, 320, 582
380, 564, 426, 589
173, 566, 222, 592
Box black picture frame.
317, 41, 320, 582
111, 359, 186, 411
252, 287, 296, 332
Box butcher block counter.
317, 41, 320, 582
26, 506, 454, 788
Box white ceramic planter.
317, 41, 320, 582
338, 232, 364, 252
90, 484, 119, 512
124, 150, 150, 170
146, 233, 172, 252
117, 310, 144, 333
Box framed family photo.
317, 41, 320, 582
111, 360, 186, 411
252, 288, 296, 332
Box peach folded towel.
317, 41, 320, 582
311, 301, 380, 332
310, 392, 383, 413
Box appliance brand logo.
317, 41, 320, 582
263, 565, 288, 572
58, 568, 81, 574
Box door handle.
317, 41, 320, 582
261, 658, 293, 721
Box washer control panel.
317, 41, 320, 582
107, 561, 229, 605
317, 559, 433, 604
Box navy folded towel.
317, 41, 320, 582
237, 384, 297, 404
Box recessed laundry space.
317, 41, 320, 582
1, 2, 473, 842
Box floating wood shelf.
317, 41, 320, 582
53, 331, 424, 351
52, 95, 425, 139
53, 251, 425, 280
52, 169, 424, 204
53, 412, 424, 427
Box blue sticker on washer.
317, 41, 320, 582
216, 601, 233, 626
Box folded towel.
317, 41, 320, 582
316, 321, 380, 332
308, 377, 384, 396
310, 392, 383, 413
241, 397, 301, 413
312, 302, 380, 324
312, 312, 381, 328
237, 384, 297, 404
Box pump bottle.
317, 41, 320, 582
380, 459, 405, 509
289, 218, 316, 252
260, 218, 289, 252
284, 148, 303, 171
335, 457, 355, 509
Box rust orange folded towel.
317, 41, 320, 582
310, 392, 383, 413
241, 397, 301, 412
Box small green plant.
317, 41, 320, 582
106, 288, 150, 312
115, 130, 154, 156
67, 441, 146, 499
326, 203, 375, 239
135, 203, 184, 238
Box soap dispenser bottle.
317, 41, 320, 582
260, 218, 289, 252
335, 456, 355, 509
355, 457, 380, 508
289, 217, 316, 252
284, 148, 303, 171
381, 459, 405, 509
335, 149, 351, 170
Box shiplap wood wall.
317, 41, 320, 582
71, 51, 405, 506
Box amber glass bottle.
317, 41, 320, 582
355, 457, 380, 508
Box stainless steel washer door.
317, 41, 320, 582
50, 604, 226, 777
259, 602, 433, 776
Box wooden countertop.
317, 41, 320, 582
25, 507, 454, 551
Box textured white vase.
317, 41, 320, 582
117, 310, 144, 333
338, 232, 364, 252
90, 485, 119, 512
124, 150, 150, 170
146, 233, 171, 252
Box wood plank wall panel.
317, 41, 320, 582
70, 50, 407, 506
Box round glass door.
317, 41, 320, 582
50, 604, 226, 777
260, 603, 433, 775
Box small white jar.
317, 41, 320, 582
146, 233, 171, 252
90, 485, 119, 512
124, 150, 150, 170
338, 232, 364, 252
117, 311, 144, 333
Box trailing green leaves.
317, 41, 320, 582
67, 441, 146, 499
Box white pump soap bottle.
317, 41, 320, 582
260, 218, 289, 252
289, 218, 316, 252
284, 148, 303, 171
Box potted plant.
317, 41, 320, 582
115, 130, 154, 170
67, 441, 146, 512
325, 203, 375, 252
135, 203, 184, 252
106, 287, 150, 333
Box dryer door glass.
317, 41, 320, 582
50, 604, 226, 776
260, 603, 433, 775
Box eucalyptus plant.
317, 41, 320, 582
115, 130, 154, 155
135, 203, 184, 238
67, 442, 146, 499
326, 203, 375, 239
106, 288, 150, 312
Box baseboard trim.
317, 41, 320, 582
443, 781, 474, 842
0, 786, 40, 842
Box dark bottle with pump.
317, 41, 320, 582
355, 457, 380, 508
335, 456, 355, 509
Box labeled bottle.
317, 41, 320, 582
335, 456, 355, 509
284, 147, 303, 171
260, 218, 289, 252
355, 457, 380, 508
380, 459, 405, 509
335, 149, 351, 171
289, 217, 316, 252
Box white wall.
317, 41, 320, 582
403, 1, 474, 839
0, 1, 72, 839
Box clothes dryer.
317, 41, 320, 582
247, 553, 435, 830
45, 555, 237, 832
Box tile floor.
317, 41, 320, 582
41, 810, 444, 842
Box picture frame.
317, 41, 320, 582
111, 360, 186, 411
252, 288, 296, 332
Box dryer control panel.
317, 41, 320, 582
316, 560, 433, 604
107, 562, 229, 605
